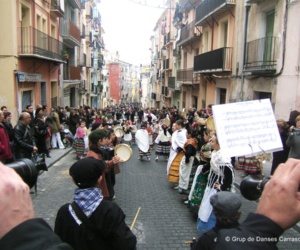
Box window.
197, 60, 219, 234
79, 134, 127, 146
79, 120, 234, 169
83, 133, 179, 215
219, 20, 228, 48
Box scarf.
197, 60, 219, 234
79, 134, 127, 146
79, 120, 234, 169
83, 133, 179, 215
73, 187, 103, 217
183, 138, 198, 152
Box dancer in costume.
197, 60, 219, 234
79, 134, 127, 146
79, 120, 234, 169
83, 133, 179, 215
135, 123, 151, 161
155, 123, 171, 161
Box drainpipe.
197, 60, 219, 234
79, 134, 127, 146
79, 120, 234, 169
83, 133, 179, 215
240, 0, 251, 101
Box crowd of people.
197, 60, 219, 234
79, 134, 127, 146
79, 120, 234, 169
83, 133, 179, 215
0, 103, 300, 249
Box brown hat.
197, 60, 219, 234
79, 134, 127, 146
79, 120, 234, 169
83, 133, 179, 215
69, 157, 106, 189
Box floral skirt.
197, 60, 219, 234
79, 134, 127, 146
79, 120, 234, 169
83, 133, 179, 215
188, 171, 209, 214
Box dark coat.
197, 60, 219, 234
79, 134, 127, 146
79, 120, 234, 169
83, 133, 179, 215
14, 122, 35, 159
54, 200, 137, 250
0, 218, 72, 249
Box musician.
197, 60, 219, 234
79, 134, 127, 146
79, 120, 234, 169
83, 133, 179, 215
122, 120, 132, 146
154, 123, 171, 162
178, 129, 198, 195
86, 129, 120, 199
167, 119, 187, 184
197, 133, 234, 234
54, 157, 137, 249
135, 123, 151, 161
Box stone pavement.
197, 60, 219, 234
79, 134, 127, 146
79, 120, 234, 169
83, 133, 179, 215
32, 146, 299, 250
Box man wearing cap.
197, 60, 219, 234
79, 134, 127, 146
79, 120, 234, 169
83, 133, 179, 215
54, 157, 136, 250
191, 192, 241, 250
87, 129, 120, 200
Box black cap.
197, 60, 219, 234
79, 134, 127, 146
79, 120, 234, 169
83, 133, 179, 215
69, 158, 106, 189
210, 192, 242, 217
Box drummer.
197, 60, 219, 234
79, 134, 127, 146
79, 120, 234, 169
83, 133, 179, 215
87, 129, 121, 200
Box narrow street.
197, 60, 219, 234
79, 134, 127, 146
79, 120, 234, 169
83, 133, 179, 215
32, 146, 299, 250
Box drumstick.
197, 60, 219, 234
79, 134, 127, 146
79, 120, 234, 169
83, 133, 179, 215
130, 207, 141, 230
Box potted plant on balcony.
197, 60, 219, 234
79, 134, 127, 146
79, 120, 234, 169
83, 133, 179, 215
62, 50, 69, 60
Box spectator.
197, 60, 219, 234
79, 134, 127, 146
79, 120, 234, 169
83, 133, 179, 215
271, 119, 290, 175
14, 112, 38, 160
50, 108, 65, 149
25, 104, 35, 136
191, 192, 242, 250
0, 111, 13, 163
0, 106, 8, 112
286, 115, 300, 159
54, 157, 136, 250
215, 158, 300, 249
35, 109, 50, 158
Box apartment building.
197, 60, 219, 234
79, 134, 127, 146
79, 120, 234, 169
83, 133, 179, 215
150, 0, 300, 120
0, 0, 65, 124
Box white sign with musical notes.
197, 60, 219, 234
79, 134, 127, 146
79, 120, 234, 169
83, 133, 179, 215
212, 99, 283, 157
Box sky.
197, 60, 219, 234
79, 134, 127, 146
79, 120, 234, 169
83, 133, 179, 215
99, 0, 166, 65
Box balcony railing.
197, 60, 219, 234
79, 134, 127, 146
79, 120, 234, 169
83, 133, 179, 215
195, 0, 236, 26
178, 20, 201, 46
69, 0, 80, 9
63, 66, 81, 81
50, 0, 64, 18
194, 47, 233, 73
18, 27, 63, 62
177, 68, 194, 82
244, 36, 279, 74
60, 20, 80, 46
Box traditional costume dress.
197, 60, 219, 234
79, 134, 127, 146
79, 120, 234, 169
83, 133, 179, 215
188, 142, 212, 214
122, 123, 132, 146
135, 126, 151, 161
74, 126, 86, 159
167, 128, 187, 183
178, 137, 198, 194
155, 127, 171, 161
197, 149, 235, 233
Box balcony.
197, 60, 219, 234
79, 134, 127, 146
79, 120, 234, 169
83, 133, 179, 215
177, 20, 201, 47
18, 27, 64, 62
244, 36, 279, 74
177, 68, 194, 83
194, 47, 233, 73
60, 20, 81, 47
63, 66, 81, 81
195, 0, 236, 26
50, 0, 64, 18
68, 0, 80, 9
247, 0, 266, 3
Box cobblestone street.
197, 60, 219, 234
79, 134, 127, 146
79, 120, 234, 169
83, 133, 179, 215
32, 146, 299, 249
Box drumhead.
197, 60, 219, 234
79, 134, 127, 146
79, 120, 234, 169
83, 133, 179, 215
114, 127, 124, 138
115, 144, 132, 162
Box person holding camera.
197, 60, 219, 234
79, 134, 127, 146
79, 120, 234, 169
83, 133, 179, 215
216, 158, 300, 249
286, 115, 300, 159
